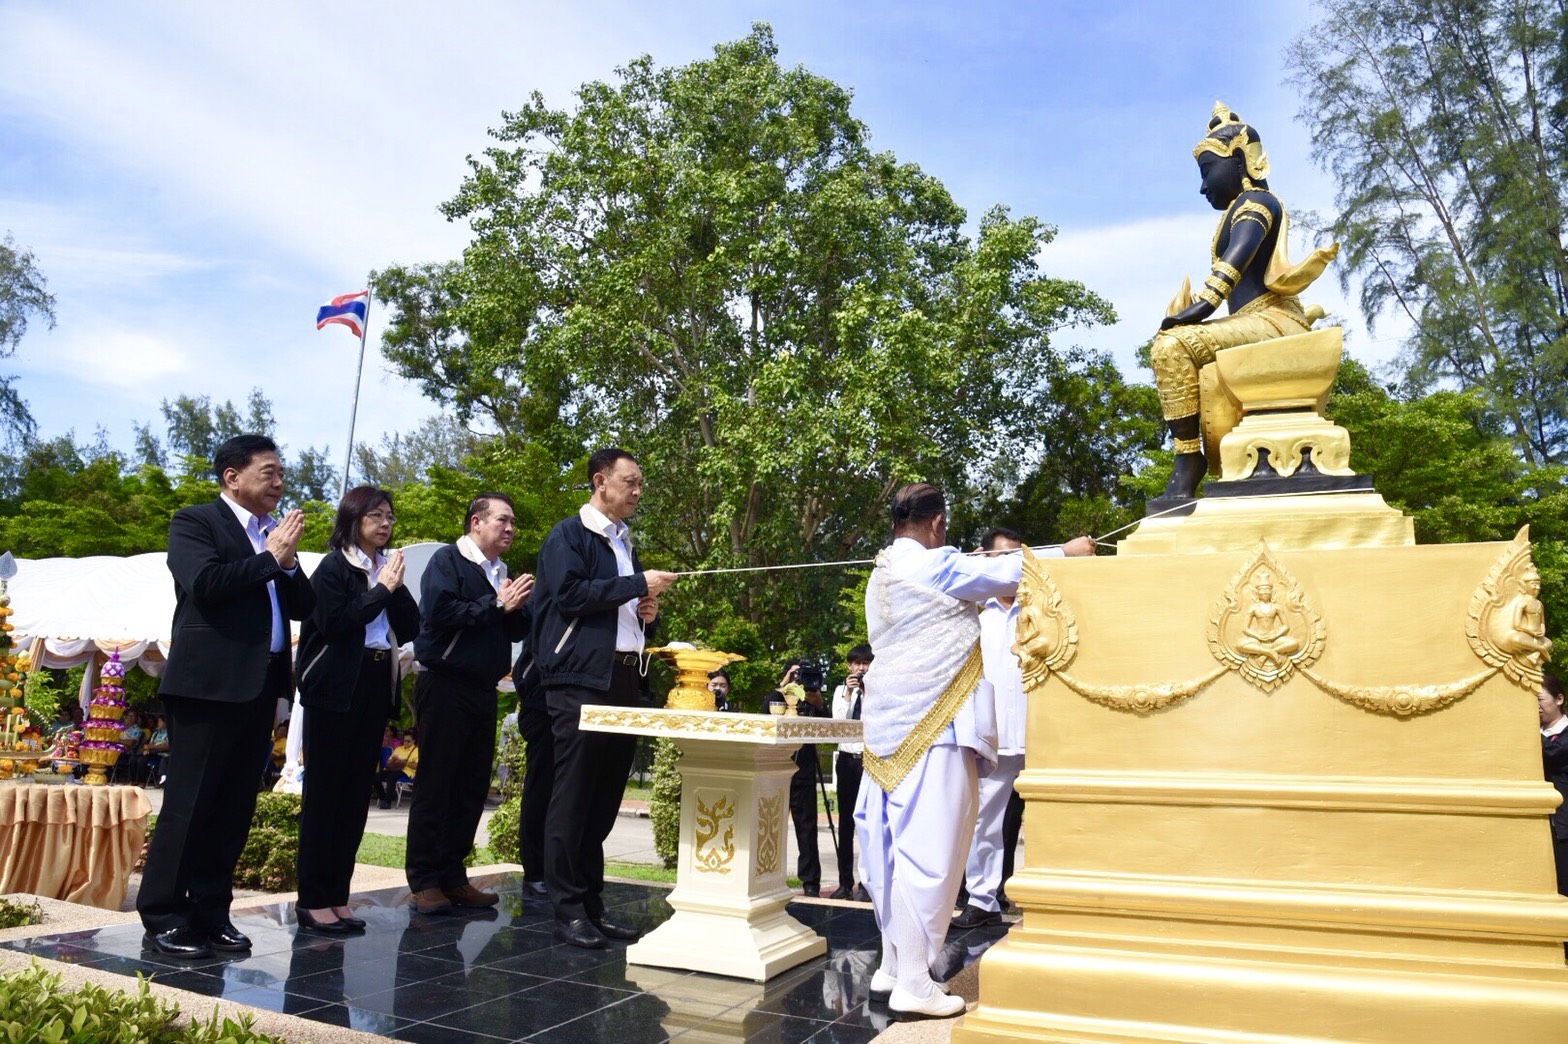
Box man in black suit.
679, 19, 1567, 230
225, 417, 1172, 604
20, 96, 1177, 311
139, 434, 315, 959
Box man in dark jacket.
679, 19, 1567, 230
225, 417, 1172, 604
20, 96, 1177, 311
139, 434, 315, 959
406, 493, 532, 914
533, 448, 676, 948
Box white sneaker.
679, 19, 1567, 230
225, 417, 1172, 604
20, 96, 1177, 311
888, 984, 965, 1019
869, 968, 896, 999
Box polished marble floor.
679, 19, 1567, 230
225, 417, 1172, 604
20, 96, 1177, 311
2, 874, 1010, 1043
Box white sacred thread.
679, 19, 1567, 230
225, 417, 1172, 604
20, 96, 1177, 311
666, 486, 1376, 578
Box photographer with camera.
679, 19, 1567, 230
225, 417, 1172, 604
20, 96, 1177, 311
829, 645, 874, 901
766, 659, 827, 897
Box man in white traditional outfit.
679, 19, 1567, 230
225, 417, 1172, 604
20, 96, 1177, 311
856, 484, 1093, 1018
954, 526, 1035, 928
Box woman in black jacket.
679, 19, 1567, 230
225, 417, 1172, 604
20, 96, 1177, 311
294, 485, 419, 934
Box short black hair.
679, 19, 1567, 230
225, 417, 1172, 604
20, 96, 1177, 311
465, 492, 514, 533
587, 447, 637, 484
708, 669, 730, 682
212, 434, 278, 481
330, 485, 394, 552
846, 644, 873, 665
980, 526, 1024, 551
1546, 673, 1564, 702
890, 483, 945, 530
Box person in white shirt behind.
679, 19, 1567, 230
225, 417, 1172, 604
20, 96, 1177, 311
951, 525, 1092, 928
855, 484, 1092, 1019
829, 645, 874, 901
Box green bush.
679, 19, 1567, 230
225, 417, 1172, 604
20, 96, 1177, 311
649, 738, 682, 870
0, 897, 40, 929
137, 794, 302, 892
484, 716, 527, 861
0, 961, 287, 1042
233, 793, 300, 892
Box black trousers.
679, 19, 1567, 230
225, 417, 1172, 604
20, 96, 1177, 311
544, 664, 640, 923
790, 748, 821, 891
405, 672, 496, 893
297, 651, 391, 908
1000, 787, 1025, 893
517, 699, 554, 882
834, 751, 863, 886
137, 655, 284, 934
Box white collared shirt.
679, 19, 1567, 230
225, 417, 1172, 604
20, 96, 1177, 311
1544, 715, 1568, 739
831, 681, 865, 754
579, 502, 642, 653
346, 546, 393, 650
456, 534, 506, 593
980, 598, 1025, 755
220, 493, 288, 653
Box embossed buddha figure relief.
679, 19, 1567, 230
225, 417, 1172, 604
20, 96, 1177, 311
1499, 565, 1553, 666
1233, 573, 1301, 669
1150, 102, 1338, 499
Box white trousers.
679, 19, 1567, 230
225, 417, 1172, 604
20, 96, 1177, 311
855, 743, 979, 990
962, 752, 1022, 912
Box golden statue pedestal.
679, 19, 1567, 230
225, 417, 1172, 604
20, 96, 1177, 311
579, 706, 862, 981
955, 529, 1568, 1043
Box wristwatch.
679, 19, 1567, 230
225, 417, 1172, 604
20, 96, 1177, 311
493, 595, 505, 609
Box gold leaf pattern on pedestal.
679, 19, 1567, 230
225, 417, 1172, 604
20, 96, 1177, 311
1466, 526, 1552, 692
1055, 667, 1228, 715
755, 793, 782, 876
1301, 667, 1496, 718
693, 792, 736, 874
1208, 542, 1325, 693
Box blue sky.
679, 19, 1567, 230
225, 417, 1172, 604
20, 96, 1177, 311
0, 1, 1404, 476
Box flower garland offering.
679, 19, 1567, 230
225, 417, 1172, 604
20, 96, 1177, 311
79, 650, 128, 785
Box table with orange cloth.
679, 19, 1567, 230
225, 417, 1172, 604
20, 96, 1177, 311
0, 784, 151, 910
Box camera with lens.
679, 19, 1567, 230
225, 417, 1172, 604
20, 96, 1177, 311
797, 663, 826, 692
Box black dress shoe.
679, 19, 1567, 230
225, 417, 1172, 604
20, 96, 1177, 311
591, 915, 641, 941
828, 885, 852, 900
337, 915, 367, 931
950, 904, 1003, 929
207, 923, 253, 951
142, 926, 213, 959
851, 884, 872, 903
522, 879, 549, 898
296, 907, 351, 935
554, 918, 607, 949
801, 885, 820, 898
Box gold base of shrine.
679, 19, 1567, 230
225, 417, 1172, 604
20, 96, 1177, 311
955, 533, 1568, 1044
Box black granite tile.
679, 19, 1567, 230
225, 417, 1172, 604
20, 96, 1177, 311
273, 952, 470, 1005
517, 990, 720, 1043
480, 937, 624, 979
81, 953, 192, 977
676, 1009, 841, 1044
292, 1001, 419, 1037
386, 1020, 513, 1044
319, 964, 545, 1023
425, 978, 636, 1040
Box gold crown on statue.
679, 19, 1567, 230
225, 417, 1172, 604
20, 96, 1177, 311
1192, 100, 1270, 182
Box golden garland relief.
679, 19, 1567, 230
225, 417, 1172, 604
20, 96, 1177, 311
1207, 542, 1325, 693
1466, 526, 1552, 692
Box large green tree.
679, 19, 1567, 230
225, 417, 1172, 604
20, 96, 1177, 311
0, 234, 56, 445
372, 25, 1119, 663
1288, 0, 1568, 464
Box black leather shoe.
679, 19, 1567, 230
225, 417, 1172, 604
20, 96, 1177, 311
522, 879, 549, 898
591, 915, 640, 941
207, 923, 252, 951
950, 904, 1003, 929
828, 885, 852, 900
142, 926, 212, 959
337, 915, 367, 931
554, 918, 607, 949
801, 885, 820, 898
296, 907, 352, 935
851, 884, 872, 903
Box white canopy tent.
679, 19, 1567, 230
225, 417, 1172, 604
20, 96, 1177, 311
5, 541, 459, 779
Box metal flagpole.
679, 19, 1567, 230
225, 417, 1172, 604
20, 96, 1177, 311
339, 290, 370, 501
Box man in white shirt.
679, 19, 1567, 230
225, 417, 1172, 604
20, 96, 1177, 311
953, 526, 1075, 928
829, 645, 873, 901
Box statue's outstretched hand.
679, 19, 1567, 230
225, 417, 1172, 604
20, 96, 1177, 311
1160, 301, 1216, 330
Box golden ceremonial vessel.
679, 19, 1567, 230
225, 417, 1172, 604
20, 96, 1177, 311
955, 103, 1568, 1044
646, 645, 746, 711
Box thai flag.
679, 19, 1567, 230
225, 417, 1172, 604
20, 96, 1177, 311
316, 290, 369, 339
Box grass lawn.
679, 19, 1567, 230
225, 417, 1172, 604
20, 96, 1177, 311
353, 832, 677, 884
